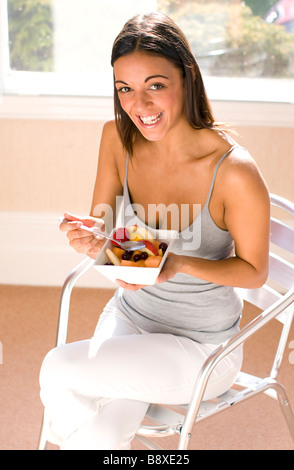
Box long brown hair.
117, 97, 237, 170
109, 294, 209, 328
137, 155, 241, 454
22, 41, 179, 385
111, 12, 216, 155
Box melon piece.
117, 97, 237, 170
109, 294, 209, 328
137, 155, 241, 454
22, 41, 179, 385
144, 256, 162, 268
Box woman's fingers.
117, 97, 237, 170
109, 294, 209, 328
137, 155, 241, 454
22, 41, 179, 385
60, 212, 105, 233
59, 212, 105, 257
115, 279, 148, 291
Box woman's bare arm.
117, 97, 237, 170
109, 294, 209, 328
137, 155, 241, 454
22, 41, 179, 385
158, 153, 270, 288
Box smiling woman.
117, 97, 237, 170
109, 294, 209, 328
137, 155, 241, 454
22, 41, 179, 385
39, 11, 270, 451
115, 74, 169, 122
113, 52, 186, 145
114, 72, 167, 127
111, 13, 215, 154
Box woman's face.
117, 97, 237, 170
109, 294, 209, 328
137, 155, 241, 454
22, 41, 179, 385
113, 51, 187, 142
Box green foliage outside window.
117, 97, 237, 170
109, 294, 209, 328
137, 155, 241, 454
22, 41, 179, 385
158, 0, 294, 78
8, 0, 53, 71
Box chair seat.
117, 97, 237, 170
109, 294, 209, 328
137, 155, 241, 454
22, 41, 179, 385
137, 372, 282, 439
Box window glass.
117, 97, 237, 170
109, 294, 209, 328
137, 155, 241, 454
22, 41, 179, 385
4, 0, 158, 95
158, 0, 294, 79
8, 0, 54, 72
2, 0, 294, 101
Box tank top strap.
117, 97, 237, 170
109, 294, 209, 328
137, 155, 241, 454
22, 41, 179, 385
124, 152, 130, 187
204, 144, 239, 208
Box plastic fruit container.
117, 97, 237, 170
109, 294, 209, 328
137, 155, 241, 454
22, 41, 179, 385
93, 229, 177, 285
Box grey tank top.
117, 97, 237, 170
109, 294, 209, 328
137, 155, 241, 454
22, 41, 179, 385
115, 145, 244, 344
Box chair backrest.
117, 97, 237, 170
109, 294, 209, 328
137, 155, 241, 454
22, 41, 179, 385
238, 194, 294, 380
240, 194, 294, 320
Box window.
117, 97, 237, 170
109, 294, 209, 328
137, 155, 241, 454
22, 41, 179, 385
1, 0, 294, 103
1, 0, 158, 96
161, 0, 294, 102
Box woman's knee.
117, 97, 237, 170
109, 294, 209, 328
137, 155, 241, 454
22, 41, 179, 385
39, 349, 62, 404
39, 343, 75, 396
62, 399, 148, 450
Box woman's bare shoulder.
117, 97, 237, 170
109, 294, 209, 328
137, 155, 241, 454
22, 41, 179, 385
101, 120, 121, 146
100, 120, 125, 160
98, 120, 127, 187
220, 146, 269, 202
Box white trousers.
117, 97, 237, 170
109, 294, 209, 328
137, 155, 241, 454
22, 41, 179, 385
39, 296, 243, 450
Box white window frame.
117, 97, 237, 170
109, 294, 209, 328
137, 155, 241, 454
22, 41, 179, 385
1, 0, 293, 126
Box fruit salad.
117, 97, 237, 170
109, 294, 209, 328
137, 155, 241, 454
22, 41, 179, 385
104, 225, 168, 268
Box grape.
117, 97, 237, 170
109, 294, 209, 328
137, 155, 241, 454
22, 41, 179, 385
122, 251, 131, 260
133, 253, 142, 262
105, 262, 113, 265
159, 242, 168, 252
140, 251, 148, 260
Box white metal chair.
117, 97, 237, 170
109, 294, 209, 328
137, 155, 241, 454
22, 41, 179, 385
38, 194, 294, 450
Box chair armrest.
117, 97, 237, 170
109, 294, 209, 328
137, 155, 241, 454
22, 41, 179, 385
179, 286, 294, 448
56, 257, 95, 346
270, 194, 294, 216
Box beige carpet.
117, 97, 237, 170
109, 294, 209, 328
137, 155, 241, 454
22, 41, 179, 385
0, 284, 293, 450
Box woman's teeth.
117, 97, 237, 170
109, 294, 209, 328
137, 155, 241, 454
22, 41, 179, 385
140, 112, 162, 125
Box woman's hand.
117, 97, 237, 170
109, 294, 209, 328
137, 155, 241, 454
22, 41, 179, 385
156, 253, 183, 284
59, 212, 106, 259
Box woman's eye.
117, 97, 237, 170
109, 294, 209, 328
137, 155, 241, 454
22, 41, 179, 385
149, 83, 165, 91
117, 86, 131, 93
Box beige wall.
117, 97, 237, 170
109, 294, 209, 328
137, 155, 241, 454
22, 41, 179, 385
236, 126, 294, 202
0, 118, 293, 214
0, 119, 104, 214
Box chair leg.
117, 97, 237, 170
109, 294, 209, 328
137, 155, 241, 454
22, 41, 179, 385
38, 411, 48, 450
272, 382, 294, 441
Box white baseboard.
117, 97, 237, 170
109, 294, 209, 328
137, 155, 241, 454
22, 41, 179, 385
0, 211, 116, 288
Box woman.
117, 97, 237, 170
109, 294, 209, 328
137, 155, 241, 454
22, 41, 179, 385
40, 12, 270, 450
